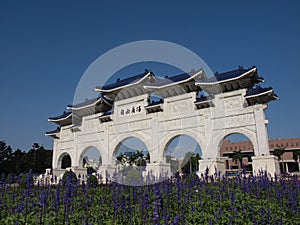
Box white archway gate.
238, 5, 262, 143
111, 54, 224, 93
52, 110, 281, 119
47, 66, 280, 179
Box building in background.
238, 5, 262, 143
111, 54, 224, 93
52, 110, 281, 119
221, 138, 300, 173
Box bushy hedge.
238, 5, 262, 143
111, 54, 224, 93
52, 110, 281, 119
62, 170, 77, 185
87, 175, 98, 187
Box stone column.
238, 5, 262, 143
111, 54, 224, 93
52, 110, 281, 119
197, 158, 226, 177
254, 105, 270, 156
252, 155, 280, 176
102, 123, 111, 166
252, 105, 280, 176
149, 117, 160, 163
52, 139, 59, 169
145, 162, 171, 181
97, 165, 116, 183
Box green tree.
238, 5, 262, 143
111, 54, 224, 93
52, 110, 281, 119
87, 167, 96, 175
23, 143, 53, 173
181, 152, 200, 174
0, 141, 52, 177
145, 152, 150, 163
62, 170, 77, 185
292, 150, 300, 171
274, 147, 285, 173
194, 153, 201, 171
87, 174, 98, 187
0, 141, 13, 175
128, 154, 137, 165
10, 149, 26, 175
135, 150, 145, 167
232, 149, 243, 172
116, 153, 127, 165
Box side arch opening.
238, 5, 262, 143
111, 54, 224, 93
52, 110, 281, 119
58, 153, 72, 169
220, 133, 254, 175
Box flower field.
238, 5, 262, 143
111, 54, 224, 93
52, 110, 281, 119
0, 171, 299, 224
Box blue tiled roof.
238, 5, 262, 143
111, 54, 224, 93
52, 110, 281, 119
96, 70, 152, 91
146, 71, 199, 87
205, 66, 258, 83
45, 127, 61, 135
68, 98, 98, 108
167, 73, 194, 82
68, 96, 112, 109
49, 111, 72, 121
245, 87, 276, 97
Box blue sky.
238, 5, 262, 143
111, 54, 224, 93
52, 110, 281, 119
0, 1, 299, 151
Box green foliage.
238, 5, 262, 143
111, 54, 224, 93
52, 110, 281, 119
274, 147, 285, 160
184, 172, 200, 186
293, 151, 300, 162
124, 166, 142, 185
232, 149, 243, 171
62, 170, 77, 185
19, 173, 34, 188
181, 152, 201, 174
116, 150, 148, 168
87, 175, 98, 187
0, 141, 52, 179
0, 140, 13, 175
274, 147, 286, 173
87, 167, 96, 175
0, 175, 299, 224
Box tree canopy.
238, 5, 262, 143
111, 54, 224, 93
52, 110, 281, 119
232, 149, 243, 171
181, 152, 201, 174
0, 140, 52, 179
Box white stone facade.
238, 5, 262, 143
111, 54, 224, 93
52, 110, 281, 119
47, 67, 280, 180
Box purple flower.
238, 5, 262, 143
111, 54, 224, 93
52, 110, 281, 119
170, 215, 180, 225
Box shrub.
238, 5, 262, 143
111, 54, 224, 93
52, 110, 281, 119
87, 175, 98, 187
125, 166, 142, 185
19, 173, 34, 189
62, 170, 77, 186
87, 167, 96, 175
184, 172, 200, 186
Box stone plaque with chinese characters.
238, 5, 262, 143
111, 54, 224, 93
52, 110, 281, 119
118, 104, 143, 117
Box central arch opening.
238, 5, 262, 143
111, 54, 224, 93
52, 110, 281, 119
164, 135, 202, 176
114, 137, 150, 166
113, 137, 150, 185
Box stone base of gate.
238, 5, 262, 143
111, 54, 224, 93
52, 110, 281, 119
52, 169, 66, 180
97, 165, 117, 183
144, 162, 171, 181
197, 158, 226, 177
252, 155, 280, 176
72, 168, 88, 183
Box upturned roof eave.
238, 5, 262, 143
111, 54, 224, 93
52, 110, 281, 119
195, 67, 257, 86
144, 69, 204, 90
66, 97, 112, 110
244, 89, 276, 99
48, 112, 72, 122
94, 71, 153, 93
